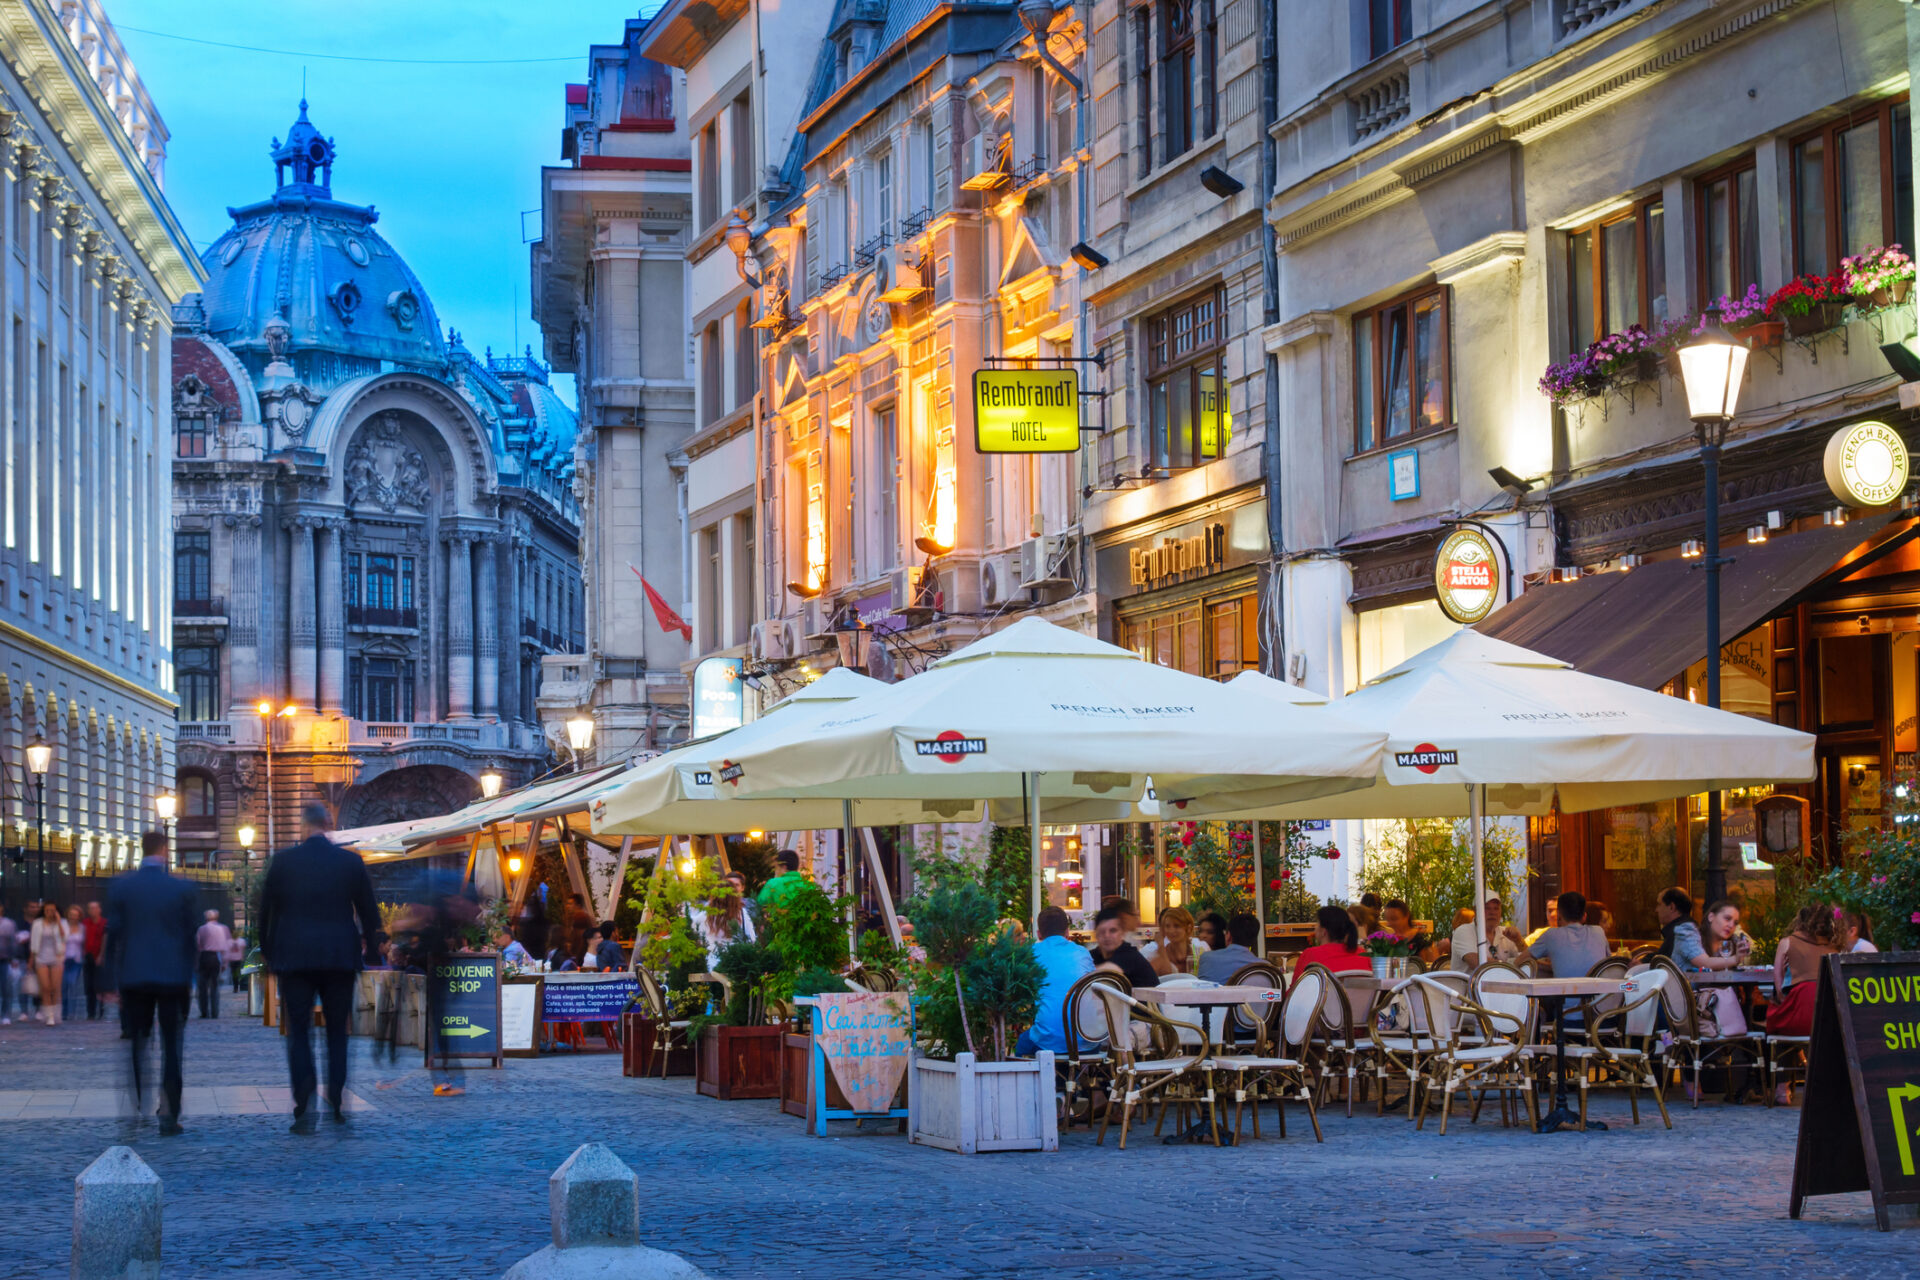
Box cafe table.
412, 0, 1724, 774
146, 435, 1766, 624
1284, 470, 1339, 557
1481, 976, 1630, 1135
1687, 967, 1775, 989
1132, 985, 1282, 1146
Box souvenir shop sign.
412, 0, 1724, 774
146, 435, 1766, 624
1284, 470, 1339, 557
428, 953, 502, 1068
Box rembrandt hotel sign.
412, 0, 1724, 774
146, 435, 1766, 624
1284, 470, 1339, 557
972, 369, 1080, 453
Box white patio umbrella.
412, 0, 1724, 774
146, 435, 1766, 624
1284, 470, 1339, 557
709, 617, 1389, 928
1171, 629, 1817, 958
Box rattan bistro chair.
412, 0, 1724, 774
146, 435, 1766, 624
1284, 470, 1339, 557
1210, 978, 1323, 1144
634, 968, 690, 1080
1058, 970, 1127, 1129
1094, 985, 1214, 1149
1540, 967, 1673, 1130
1652, 956, 1764, 1107
1418, 969, 1539, 1134
1370, 970, 1467, 1119
1313, 969, 1379, 1116
1224, 961, 1288, 1048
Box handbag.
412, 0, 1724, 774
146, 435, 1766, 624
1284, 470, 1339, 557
20, 966, 38, 997
1696, 986, 1747, 1039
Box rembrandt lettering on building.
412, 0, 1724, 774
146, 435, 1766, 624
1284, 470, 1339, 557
972, 370, 1081, 453
1129, 523, 1226, 588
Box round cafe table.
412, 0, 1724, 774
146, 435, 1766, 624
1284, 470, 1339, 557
1131, 985, 1282, 1146
1481, 976, 1631, 1134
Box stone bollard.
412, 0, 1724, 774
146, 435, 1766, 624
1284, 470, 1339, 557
72, 1147, 162, 1280
503, 1144, 708, 1280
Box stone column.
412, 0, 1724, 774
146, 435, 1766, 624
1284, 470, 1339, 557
224, 514, 261, 719
504, 537, 525, 723
288, 517, 318, 710
317, 519, 346, 715
475, 535, 499, 720
445, 532, 474, 719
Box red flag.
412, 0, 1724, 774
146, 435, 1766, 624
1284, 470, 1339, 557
629, 564, 691, 642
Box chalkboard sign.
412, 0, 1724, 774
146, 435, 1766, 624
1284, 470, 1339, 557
540, 974, 638, 1024
501, 980, 539, 1058
426, 953, 502, 1069
815, 991, 913, 1113
1790, 952, 1920, 1230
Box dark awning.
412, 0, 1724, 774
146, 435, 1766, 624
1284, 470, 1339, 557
1476, 515, 1905, 688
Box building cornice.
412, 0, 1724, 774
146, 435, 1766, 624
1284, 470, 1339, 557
0, 617, 176, 709
0, 3, 203, 301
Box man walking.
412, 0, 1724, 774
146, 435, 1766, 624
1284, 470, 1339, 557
106, 831, 199, 1136
81, 901, 108, 1019
259, 803, 380, 1134
194, 910, 232, 1019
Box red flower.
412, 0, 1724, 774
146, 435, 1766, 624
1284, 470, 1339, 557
1170, 857, 1186, 870
1279, 869, 1293, 881
1326, 846, 1341, 860
1178, 826, 1195, 847
1268, 878, 1283, 891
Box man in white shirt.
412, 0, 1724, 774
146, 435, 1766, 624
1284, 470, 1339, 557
194, 910, 233, 1019
1450, 896, 1523, 971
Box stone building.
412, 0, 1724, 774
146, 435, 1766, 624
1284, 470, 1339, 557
1265, 0, 1915, 935
0, 0, 199, 893
169, 102, 582, 866
531, 15, 694, 761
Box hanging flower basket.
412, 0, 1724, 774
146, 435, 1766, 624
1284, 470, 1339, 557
1770, 273, 1854, 337
1730, 319, 1785, 348
1842, 245, 1914, 310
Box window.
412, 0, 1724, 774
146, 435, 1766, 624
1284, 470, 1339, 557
1158, 1, 1195, 163
1371, 0, 1412, 59
698, 120, 720, 229
874, 407, 898, 573
875, 150, 893, 242
174, 531, 210, 603
346, 552, 360, 607
400, 556, 414, 610
701, 321, 723, 425
176, 646, 219, 721
1564, 197, 1666, 355
733, 302, 756, 407
350, 656, 414, 722
1793, 100, 1914, 277
1119, 591, 1258, 681
1146, 287, 1231, 470
176, 414, 207, 458
366, 554, 398, 609
1696, 161, 1758, 305
1353, 286, 1449, 454
729, 92, 754, 207
179, 773, 217, 827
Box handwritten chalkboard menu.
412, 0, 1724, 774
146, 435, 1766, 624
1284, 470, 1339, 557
815, 992, 912, 1114
426, 953, 502, 1069
1791, 952, 1920, 1230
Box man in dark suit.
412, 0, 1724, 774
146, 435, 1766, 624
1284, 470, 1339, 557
106, 830, 200, 1135
260, 802, 381, 1134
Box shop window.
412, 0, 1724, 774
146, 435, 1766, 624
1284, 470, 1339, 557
1370, 0, 1412, 59
1207, 596, 1259, 679
1792, 99, 1914, 277
1352, 600, 1457, 690
1565, 197, 1666, 355
1146, 287, 1230, 471
1353, 286, 1449, 455
1695, 161, 1758, 306
1119, 590, 1257, 681
176, 646, 219, 722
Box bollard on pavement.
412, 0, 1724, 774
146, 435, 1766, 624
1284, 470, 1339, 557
72, 1146, 162, 1280
502, 1143, 708, 1280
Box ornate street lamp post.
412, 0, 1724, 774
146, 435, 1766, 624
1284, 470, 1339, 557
25, 734, 50, 899
566, 716, 595, 771
1677, 309, 1750, 905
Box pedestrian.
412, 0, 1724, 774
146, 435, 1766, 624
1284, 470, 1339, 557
107, 831, 199, 1135
0, 899, 16, 1025
82, 901, 108, 1019
61, 903, 84, 1020
20, 898, 41, 1018
259, 802, 381, 1134
29, 901, 70, 1025
226, 929, 247, 993
195, 910, 233, 1019
563, 892, 595, 965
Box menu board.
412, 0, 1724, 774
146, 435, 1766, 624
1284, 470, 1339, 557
427, 953, 501, 1069
1791, 952, 1920, 1230
541, 974, 639, 1024
500, 981, 539, 1057
814, 991, 912, 1114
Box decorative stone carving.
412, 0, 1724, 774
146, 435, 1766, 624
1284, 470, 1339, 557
345, 414, 435, 512
329, 278, 362, 325
386, 288, 421, 331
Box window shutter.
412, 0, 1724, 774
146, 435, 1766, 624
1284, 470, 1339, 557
805, 195, 823, 294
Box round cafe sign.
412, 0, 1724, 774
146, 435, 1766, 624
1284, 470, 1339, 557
1434, 528, 1500, 624
1824, 420, 1909, 508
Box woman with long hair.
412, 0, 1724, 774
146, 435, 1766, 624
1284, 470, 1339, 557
1767, 903, 1839, 1041
29, 902, 68, 1025
1141, 905, 1208, 976
1292, 904, 1370, 981
688, 875, 756, 968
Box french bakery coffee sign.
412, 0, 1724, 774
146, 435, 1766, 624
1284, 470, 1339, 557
1434, 528, 1500, 624
1825, 421, 1910, 508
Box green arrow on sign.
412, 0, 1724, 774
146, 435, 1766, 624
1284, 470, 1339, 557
1890, 1083, 1920, 1178
442, 1024, 490, 1039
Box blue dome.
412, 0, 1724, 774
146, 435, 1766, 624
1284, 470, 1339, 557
199, 102, 446, 376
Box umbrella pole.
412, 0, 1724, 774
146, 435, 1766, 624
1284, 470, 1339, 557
842, 799, 858, 955
1251, 822, 1265, 957
1469, 783, 1488, 963
1027, 772, 1042, 938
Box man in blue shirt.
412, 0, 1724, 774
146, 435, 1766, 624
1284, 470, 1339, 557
1015, 906, 1093, 1056
1197, 912, 1262, 983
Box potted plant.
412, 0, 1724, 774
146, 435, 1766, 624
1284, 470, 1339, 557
626, 856, 722, 1080
901, 866, 1053, 1154
1710, 284, 1782, 348
1768, 272, 1853, 336
688, 937, 786, 1099
1843, 244, 1914, 309
1360, 930, 1416, 980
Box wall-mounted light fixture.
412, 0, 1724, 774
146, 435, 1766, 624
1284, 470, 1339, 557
1199, 165, 1243, 198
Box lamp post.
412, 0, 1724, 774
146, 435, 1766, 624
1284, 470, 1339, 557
565, 716, 595, 771
237, 824, 256, 858
1677, 308, 1750, 905
479, 766, 504, 799
24, 734, 50, 899
256, 700, 296, 854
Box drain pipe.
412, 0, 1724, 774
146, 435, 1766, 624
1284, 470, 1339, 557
1259, 0, 1285, 679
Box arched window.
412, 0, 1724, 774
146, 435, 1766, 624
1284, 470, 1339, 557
179, 771, 218, 830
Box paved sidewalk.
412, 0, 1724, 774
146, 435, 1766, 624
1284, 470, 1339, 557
0, 1010, 1914, 1279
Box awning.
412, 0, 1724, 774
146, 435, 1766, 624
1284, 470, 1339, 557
1476, 515, 1905, 688
399, 764, 628, 849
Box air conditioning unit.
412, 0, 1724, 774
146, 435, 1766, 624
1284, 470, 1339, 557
749, 618, 795, 662
802, 599, 834, 651
1018, 534, 1070, 588
888, 566, 920, 611
959, 133, 1009, 191
978, 554, 1008, 608
875, 246, 926, 303
936, 561, 982, 615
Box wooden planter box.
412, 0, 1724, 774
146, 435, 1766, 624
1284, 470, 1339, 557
780, 1031, 907, 1121
909, 1052, 1057, 1154
695, 1024, 783, 1100
622, 1011, 694, 1078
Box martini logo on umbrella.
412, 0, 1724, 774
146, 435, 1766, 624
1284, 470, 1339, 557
915, 731, 988, 763
692, 770, 713, 787
716, 761, 744, 786
1395, 744, 1458, 774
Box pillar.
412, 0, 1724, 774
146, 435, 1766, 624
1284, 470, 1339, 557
446, 532, 473, 719
476, 535, 499, 720
505, 537, 525, 723
224, 515, 261, 719
288, 517, 317, 710
317, 519, 346, 715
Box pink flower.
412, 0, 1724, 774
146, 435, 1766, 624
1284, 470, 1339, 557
1871, 876, 1888, 886
1911, 912, 1920, 925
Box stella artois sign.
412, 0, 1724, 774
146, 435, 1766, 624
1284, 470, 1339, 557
1434, 528, 1500, 624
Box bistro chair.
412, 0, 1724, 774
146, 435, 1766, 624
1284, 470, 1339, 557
1057, 970, 1127, 1129
1419, 969, 1538, 1135
634, 968, 690, 1080
1210, 979, 1323, 1144
1308, 967, 1375, 1116
1224, 961, 1288, 1049
1093, 985, 1214, 1149
1372, 970, 1468, 1118
1555, 966, 1672, 1129
1651, 956, 1763, 1107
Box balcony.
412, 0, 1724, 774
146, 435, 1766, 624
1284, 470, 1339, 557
354, 721, 500, 747
348, 605, 419, 629
174, 596, 226, 619
177, 722, 232, 741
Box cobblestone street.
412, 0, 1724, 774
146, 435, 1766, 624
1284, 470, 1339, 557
0, 1011, 1913, 1279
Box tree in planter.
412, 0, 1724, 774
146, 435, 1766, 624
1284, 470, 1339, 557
626, 856, 722, 1020
903, 875, 1043, 1062
1359, 818, 1523, 929
690, 937, 782, 1037
758, 879, 850, 1008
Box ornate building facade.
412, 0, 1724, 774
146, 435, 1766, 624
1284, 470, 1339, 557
171, 103, 582, 866
0, 0, 199, 893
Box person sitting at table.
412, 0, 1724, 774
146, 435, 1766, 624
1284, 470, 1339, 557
1099, 896, 1142, 937
1347, 903, 1380, 942
1194, 911, 1228, 953
1655, 887, 1696, 959
689, 878, 757, 968
1510, 892, 1608, 978
757, 849, 809, 909
1525, 896, 1560, 946
1359, 892, 1383, 913
1197, 912, 1261, 983
1088, 906, 1158, 989
1293, 905, 1371, 982
1586, 899, 1615, 937
1841, 909, 1878, 954
495, 929, 531, 968
1447, 897, 1525, 971
1381, 899, 1439, 965
1767, 903, 1839, 1043
591, 922, 623, 973
1015, 906, 1094, 1057
1671, 898, 1751, 973
1141, 906, 1208, 977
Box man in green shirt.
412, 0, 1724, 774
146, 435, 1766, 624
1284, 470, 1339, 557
757, 849, 809, 909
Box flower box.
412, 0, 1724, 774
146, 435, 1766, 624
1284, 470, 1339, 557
780, 1029, 908, 1121
908, 1051, 1058, 1154
1864, 280, 1913, 309
622, 1011, 694, 1078
1783, 304, 1846, 338
1730, 319, 1785, 348
695, 1024, 784, 1100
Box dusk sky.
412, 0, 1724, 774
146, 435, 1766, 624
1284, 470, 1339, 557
111, 1, 662, 407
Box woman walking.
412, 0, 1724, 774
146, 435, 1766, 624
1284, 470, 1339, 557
61, 904, 85, 1021
29, 902, 70, 1025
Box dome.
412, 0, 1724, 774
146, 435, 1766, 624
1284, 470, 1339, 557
198, 101, 446, 377
514, 376, 579, 480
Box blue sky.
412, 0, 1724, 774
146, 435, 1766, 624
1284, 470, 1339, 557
111, 1, 656, 407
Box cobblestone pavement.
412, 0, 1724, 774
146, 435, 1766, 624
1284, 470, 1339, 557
0, 1010, 1914, 1279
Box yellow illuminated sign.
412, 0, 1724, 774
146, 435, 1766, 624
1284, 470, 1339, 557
972, 370, 1081, 453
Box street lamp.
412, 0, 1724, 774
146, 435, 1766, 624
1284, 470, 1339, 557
24, 734, 50, 899
155, 790, 178, 867
255, 699, 296, 854
479, 766, 504, 799
1677, 308, 1750, 905
237, 824, 256, 857
565, 716, 595, 770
